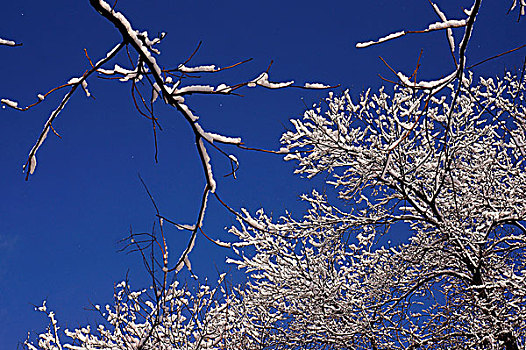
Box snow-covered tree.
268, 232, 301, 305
228, 72, 526, 349
18, 0, 526, 349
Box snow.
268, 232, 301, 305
66, 78, 91, 97
67, 77, 81, 85
240, 208, 267, 232
81, 80, 90, 97
215, 83, 232, 93
429, 2, 456, 53
206, 132, 242, 145
98, 64, 138, 82
29, 155, 37, 174
21, 2, 526, 349
250, 72, 294, 89
152, 82, 161, 98
36, 301, 47, 312
175, 85, 215, 95
184, 256, 192, 270
178, 103, 199, 122
356, 30, 405, 48
225, 257, 240, 266
0, 37, 16, 46
177, 64, 217, 73
304, 82, 331, 89
96, 0, 163, 78
27, 125, 50, 175
356, 11, 467, 49
212, 239, 231, 248
397, 70, 456, 90
176, 224, 196, 231
1, 98, 19, 108
198, 138, 216, 192
427, 19, 467, 31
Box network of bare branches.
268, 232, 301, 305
1, 0, 335, 277
18, 0, 526, 350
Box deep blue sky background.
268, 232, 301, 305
0, 0, 523, 347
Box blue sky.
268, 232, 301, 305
0, 0, 523, 347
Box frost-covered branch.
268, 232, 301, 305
357, 0, 482, 93
18, 42, 125, 179
0, 36, 20, 47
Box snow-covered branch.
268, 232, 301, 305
0, 36, 20, 47
357, 0, 482, 93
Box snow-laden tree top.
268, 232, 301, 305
18, 0, 526, 349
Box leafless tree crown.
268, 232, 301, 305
10, 0, 526, 349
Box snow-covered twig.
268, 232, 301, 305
22, 42, 125, 179
0, 37, 21, 47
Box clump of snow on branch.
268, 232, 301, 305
177, 64, 217, 73
356, 30, 406, 48
0, 37, 18, 46
1, 98, 18, 108
304, 82, 333, 89
248, 72, 294, 89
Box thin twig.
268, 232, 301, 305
467, 43, 526, 70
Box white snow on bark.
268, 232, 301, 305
1, 98, 19, 108
304, 82, 332, 89
250, 72, 294, 89
429, 1, 456, 53
197, 138, 216, 193
427, 19, 467, 30
356, 31, 405, 48
397, 70, 456, 90
177, 64, 217, 73
0, 37, 16, 46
